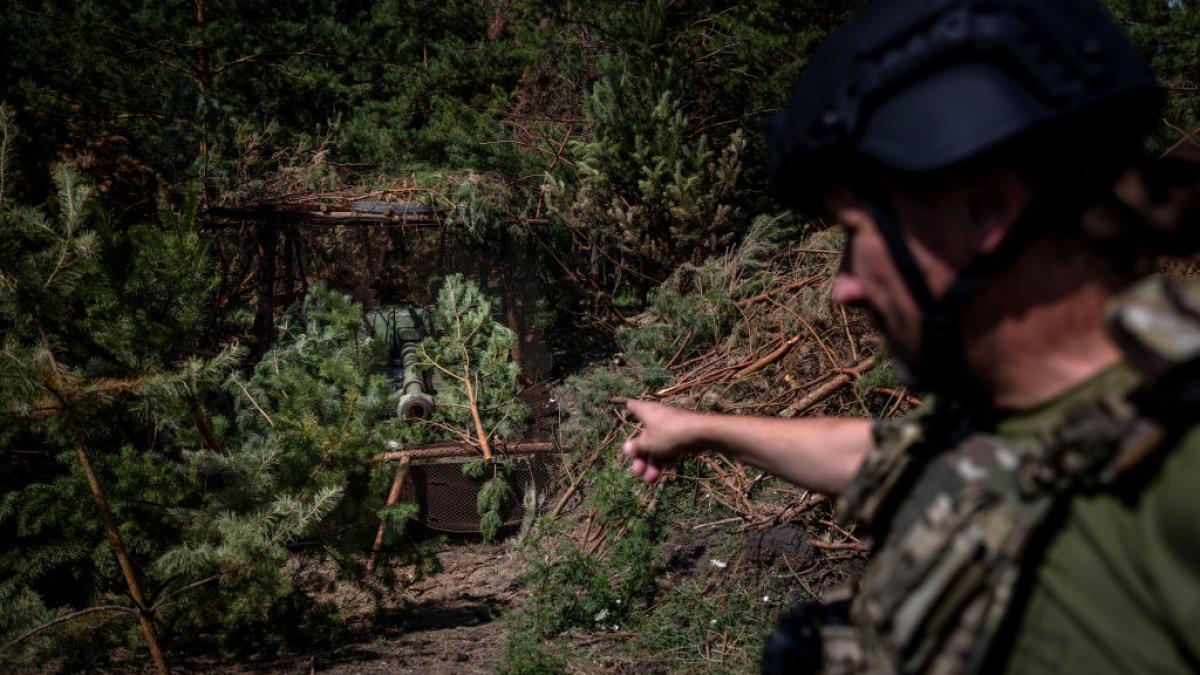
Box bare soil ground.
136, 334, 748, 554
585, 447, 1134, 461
174, 542, 526, 674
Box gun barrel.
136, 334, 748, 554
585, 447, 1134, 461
398, 342, 434, 419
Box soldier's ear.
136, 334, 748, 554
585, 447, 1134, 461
968, 168, 1029, 255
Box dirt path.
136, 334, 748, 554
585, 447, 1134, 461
318, 545, 522, 674
177, 543, 525, 674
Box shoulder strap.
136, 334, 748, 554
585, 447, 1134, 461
1101, 275, 1200, 477
1106, 275, 1200, 382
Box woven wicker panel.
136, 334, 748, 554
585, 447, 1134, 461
398, 453, 555, 533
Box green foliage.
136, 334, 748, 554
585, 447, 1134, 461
2, 0, 1193, 668
621, 568, 799, 673
546, 75, 746, 288
413, 275, 529, 539
477, 463, 513, 544
501, 211, 809, 669
495, 632, 569, 675
559, 367, 642, 455
418, 274, 528, 446
858, 356, 900, 394
462, 457, 516, 543
0, 0, 539, 198
150, 284, 437, 651
642, 215, 796, 354
1103, 0, 1200, 149
553, 216, 794, 459
428, 171, 520, 241
1, 0, 853, 335
378, 501, 421, 545
514, 500, 662, 640
0, 133, 227, 667
0, 123, 429, 663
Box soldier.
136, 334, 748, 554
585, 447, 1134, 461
621, 0, 1200, 673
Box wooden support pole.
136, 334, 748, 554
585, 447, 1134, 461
249, 219, 279, 361
373, 441, 556, 463
366, 455, 412, 573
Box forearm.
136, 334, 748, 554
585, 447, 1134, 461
692, 414, 872, 495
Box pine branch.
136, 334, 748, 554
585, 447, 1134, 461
416, 342, 466, 384
2, 605, 135, 653
233, 378, 274, 426
149, 575, 220, 613
416, 418, 479, 446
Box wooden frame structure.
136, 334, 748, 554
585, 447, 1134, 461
365, 441, 560, 572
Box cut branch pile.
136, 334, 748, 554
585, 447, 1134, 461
571, 223, 921, 559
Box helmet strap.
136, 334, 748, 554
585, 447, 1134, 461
854, 180, 1040, 420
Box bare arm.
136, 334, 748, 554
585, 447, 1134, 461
622, 399, 872, 495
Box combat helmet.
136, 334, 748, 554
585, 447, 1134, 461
765, 0, 1163, 396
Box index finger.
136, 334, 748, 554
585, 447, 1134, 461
624, 398, 654, 419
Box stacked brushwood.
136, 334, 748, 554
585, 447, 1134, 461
500, 213, 919, 672
573, 212, 916, 541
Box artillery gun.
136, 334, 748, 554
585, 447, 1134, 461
367, 304, 435, 420
364, 302, 555, 554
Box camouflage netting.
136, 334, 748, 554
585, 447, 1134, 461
207, 184, 561, 533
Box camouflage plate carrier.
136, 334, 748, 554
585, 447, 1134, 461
824, 275, 1200, 674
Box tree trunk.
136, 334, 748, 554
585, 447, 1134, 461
190, 400, 222, 453
73, 437, 171, 674
192, 0, 213, 204
250, 220, 279, 361
462, 364, 492, 460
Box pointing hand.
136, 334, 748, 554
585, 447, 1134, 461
621, 399, 705, 484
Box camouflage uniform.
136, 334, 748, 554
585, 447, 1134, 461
827, 275, 1200, 674
755, 2, 1195, 672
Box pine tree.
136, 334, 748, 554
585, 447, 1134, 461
151, 284, 436, 648
0, 106, 404, 668
416, 275, 529, 541
0, 104, 207, 673
417, 274, 528, 459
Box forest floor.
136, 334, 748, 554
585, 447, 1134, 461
174, 542, 524, 674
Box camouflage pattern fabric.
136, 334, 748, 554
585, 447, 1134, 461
828, 275, 1200, 675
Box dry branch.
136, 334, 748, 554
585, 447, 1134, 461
549, 432, 615, 519
790, 356, 877, 414
2, 605, 135, 653
733, 336, 799, 379
808, 539, 868, 553
736, 275, 821, 307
